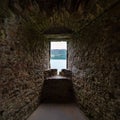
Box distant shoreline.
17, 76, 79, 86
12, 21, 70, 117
51, 58, 66, 60
51, 49, 67, 59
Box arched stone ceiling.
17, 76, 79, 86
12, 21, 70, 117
9, 0, 89, 13
0, 0, 119, 34
7, 0, 119, 16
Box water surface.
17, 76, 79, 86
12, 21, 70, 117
50, 59, 66, 73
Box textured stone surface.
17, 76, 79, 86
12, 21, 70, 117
44, 69, 57, 79
0, 1, 120, 120
0, 17, 49, 120
68, 2, 120, 120
59, 69, 72, 79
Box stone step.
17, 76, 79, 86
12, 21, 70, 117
40, 76, 76, 103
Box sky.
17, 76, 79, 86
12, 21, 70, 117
51, 41, 67, 49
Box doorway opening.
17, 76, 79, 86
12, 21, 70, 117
50, 41, 67, 73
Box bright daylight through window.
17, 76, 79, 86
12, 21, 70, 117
50, 41, 67, 73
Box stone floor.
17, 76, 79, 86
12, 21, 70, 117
27, 75, 89, 120
27, 104, 89, 120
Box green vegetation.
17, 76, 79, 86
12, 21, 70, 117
51, 49, 67, 59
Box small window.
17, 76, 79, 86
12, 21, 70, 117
50, 41, 67, 73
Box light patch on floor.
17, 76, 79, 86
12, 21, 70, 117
27, 104, 89, 120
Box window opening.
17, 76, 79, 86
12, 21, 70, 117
50, 41, 67, 74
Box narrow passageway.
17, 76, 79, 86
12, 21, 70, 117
27, 72, 88, 120
1, 1, 119, 120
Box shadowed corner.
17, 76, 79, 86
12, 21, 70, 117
39, 69, 76, 104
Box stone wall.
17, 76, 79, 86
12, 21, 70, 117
68, 2, 120, 120
0, 1, 120, 120
0, 16, 49, 120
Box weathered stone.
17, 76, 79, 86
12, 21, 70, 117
0, 17, 49, 120
44, 69, 57, 79
0, 1, 120, 120
68, 2, 120, 120
59, 69, 72, 79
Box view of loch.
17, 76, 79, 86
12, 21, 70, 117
50, 59, 66, 72
50, 49, 67, 72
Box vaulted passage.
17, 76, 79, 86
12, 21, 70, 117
0, 1, 120, 120
27, 71, 88, 120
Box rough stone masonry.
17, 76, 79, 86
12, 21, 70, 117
0, 17, 49, 120
0, 0, 120, 120
68, 2, 120, 120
